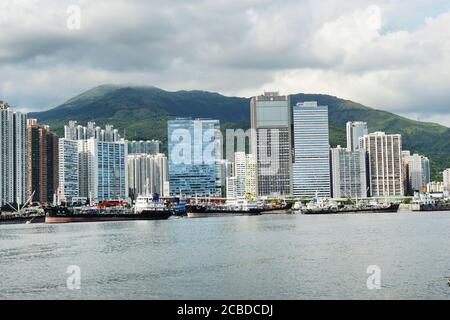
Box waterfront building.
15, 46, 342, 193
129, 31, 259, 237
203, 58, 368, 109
0, 101, 27, 206
362, 132, 404, 197
127, 153, 168, 199
58, 138, 79, 202
402, 151, 412, 195
168, 118, 221, 197
226, 152, 257, 198
78, 138, 128, 201
26, 119, 59, 204
346, 121, 368, 151
250, 92, 292, 197
331, 146, 367, 199
293, 101, 331, 198
217, 159, 233, 196
62, 122, 128, 201
127, 140, 162, 155
443, 169, 450, 191
427, 181, 445, 193
402, 152, 430, 193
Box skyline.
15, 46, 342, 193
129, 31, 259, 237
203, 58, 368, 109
1, 1, 450, 126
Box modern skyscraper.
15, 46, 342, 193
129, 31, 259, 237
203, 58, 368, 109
62, 122, 128, 202
58, 138, 79, 202
346, 121, 368, 151
402, 152, 430, 193
293, 101, 331, 198
26, 119, 59, 204
250, 92, 292, 197
363, 132, 404, 197
128, 140, 162, 155
127, 153, 168, 199
168, 118, 221, 197
78, 138, 128, 201
331, 146, 367, 199
0, 101, 27, 206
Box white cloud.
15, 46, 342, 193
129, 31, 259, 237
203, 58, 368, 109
1, 0, 450, 126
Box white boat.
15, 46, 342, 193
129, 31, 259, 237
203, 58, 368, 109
134, 194, 170, 214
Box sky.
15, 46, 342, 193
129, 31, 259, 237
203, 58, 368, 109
1, 0, 450, 126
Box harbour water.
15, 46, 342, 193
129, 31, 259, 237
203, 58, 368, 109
1, 211, 449, 300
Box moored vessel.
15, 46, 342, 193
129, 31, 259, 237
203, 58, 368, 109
186, 197, 263, 218
45, 195, 172, 224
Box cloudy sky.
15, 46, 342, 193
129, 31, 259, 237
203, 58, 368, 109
1, 0, 450, 126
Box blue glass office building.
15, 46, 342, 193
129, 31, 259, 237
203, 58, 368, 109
168, 119, 221, 197
293, 102, 331, 197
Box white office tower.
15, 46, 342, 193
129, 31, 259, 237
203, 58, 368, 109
443, 169, 450, 191
250, 92, 292, 197
58, 139, 80, 202
331, 146, 367, 199
346, 121, 368, 151
362, 132, 404, 197
127, 153, 168, 198
293, 102, 331, 198
0, 101, 27, 206
402, 153, 430, 193
226, 152, 257, 198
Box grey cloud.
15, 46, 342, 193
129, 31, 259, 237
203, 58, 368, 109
1, 0, 450, 127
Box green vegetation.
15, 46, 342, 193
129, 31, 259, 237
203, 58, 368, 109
30, 85, 450, 180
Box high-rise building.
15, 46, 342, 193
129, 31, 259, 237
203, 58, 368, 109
217, 159, 233, 196
168, 118, 221, 197
128, 140, 162, 155
443, 169, 450, 191
0, 101, 27, 206
62, 122, 128, 201
402, 152, 430, 193
58, 139, 79, 202
226, 152, 257, 198
346, 121, 368, 151
26, 119, 59, 204
250, 92, 292, 197
127, 153, 168, 199
331, 146, 367, 199
64, 121, 120, 142
292, 101, 331, 198
363, 132, 404, 197
77, 138, 128, 201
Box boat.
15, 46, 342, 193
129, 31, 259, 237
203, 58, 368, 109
302, 200, 399, 215
186, 197, 263, 218
45, 195, 171, 224
0, 214, 45, 225
0, 207, 45, 225
260, 202, 293, 214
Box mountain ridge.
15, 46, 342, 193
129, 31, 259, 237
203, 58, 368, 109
28, 84, 450, 180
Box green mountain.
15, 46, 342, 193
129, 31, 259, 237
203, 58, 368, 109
29, 85, 450, 180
